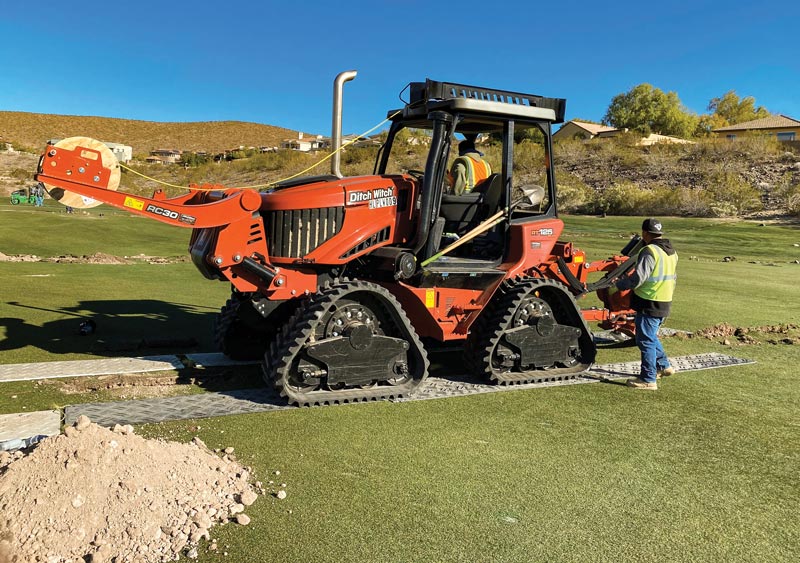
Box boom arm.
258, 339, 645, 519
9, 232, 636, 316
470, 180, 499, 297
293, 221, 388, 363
35, 141, 317, 298
36, 142, 261, 227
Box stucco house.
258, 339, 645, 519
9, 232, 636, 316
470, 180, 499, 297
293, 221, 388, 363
281, 133, 326, 152
637, 133, 695, 146
146, 149, 182, 164
713, 114, 800, 141
553, 120, 623, 142
104, 142, 133, 163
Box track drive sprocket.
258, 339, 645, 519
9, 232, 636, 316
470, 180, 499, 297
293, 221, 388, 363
264, 280, 429, 406
465, 278, 596, 384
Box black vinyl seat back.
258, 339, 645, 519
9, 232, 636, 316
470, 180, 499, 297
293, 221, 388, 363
440, 174, 501, 234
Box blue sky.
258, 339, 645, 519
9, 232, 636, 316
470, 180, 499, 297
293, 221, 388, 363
1, 1, 797, 137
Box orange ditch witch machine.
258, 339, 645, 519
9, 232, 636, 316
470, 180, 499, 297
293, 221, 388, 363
36, 73, 637, 406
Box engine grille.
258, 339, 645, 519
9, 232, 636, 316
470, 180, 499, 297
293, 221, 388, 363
267, 207, 345, 258
340, 226, 391, 259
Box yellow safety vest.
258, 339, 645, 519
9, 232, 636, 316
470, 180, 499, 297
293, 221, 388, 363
634, 244, 678, 302
449, 154, 491, 192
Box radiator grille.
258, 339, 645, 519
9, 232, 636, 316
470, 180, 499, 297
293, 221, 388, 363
267, 207, 345, 258
340, 227, 391, 259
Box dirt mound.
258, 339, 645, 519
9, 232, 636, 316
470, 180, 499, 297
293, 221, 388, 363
0, 252, 39, 263
694, 323, 738, 339
0, 252, 187, 265
0, 252, 128, 264
48, 253, 131, 265
0, 417, 264, 562
694, 322, 799, 345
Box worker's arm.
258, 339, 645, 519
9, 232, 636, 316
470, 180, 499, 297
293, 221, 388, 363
616, 249, 655, 291
450, 162, 468, 196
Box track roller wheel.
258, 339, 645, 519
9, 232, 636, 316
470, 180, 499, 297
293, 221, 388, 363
264, 280, 429, 406
465, 278, 596, 384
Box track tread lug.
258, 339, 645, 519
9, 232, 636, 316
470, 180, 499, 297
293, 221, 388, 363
264, 280, 429, 406
466, 277, 594, 384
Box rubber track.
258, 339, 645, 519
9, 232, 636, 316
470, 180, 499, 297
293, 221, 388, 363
214, 297, 241, 356
466, 277, 592, 385
264, 280, 429, 406
213, 295, 265, 361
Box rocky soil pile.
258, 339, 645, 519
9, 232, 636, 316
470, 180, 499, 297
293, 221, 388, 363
0, 416, 263, 563
0, 252, 186, 265
693, 322, 800, 345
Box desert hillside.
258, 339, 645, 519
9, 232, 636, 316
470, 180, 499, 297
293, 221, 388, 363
552, 135, 800, 217
1, 111, 798, 218
0, 111, 307, 156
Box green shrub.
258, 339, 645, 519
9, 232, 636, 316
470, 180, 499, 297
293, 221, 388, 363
553, 139, 586, 162
595, 182, 719, 217
647, 185, 684, 215
704, 171, 763, 216
340, 146, 381, 177
10, 168, 32, 183
233, 150, 314, 174
733, 134, 784, 160
675, 187, 714, 217
786, 189, 800, 217
510, 140, 545, 174
556, 173, 597, 213
692, 136, 783, 166
597, 182, 651, 215
181, 153, 212, 167
772, 172, 800, 217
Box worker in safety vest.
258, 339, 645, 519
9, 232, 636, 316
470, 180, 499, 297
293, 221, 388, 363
610, 218, 678, 390
447, 139, 492, 196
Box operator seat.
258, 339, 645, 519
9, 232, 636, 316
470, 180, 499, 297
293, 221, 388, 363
478, 174, 503, 219
439, 173, 501, 235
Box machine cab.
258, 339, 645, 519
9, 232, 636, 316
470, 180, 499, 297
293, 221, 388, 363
373, 80, 565, 266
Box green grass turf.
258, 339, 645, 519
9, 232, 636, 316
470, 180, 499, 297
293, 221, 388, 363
0, 261, 229, 363
1, 207, 799, 561
0, 199, 190, 257
139, 350, 798, 563
562, 215, 800, 263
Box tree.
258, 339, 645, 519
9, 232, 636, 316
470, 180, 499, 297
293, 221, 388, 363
489, 125, 544, 144
707, 90, 769, 126
513, 126, 544, 144
180, 152, 211, 167
603, 84, 698, 138
694, 113, 730, 137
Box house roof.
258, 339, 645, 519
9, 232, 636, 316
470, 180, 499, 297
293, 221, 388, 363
637, 133, 695, 146
713, 114, 800, 132
565, 120, 619, 135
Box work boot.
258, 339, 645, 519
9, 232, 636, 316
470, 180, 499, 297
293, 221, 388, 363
626, 377, 658, 390
656, 367, 677, 379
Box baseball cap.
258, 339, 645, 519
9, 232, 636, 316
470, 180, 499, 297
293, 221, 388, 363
458, 140, 476, 155
641, 218, 664, 235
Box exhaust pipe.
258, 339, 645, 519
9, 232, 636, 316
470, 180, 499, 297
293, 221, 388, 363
331, 70, 357, 178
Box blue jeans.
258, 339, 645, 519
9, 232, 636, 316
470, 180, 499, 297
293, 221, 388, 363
635, 312, 671, 383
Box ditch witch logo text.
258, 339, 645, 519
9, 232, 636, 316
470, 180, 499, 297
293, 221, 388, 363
348, 187, 397, 209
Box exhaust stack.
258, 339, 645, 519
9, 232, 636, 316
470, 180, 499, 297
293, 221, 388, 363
331, 70, 357, 178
